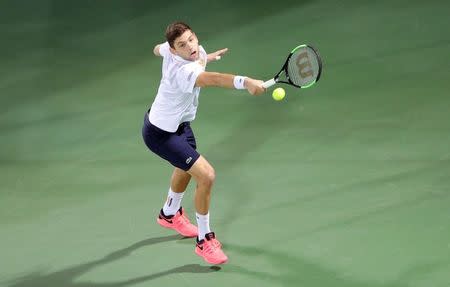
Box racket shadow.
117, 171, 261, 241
4, 235, 220, 287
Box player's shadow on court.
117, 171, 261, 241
6, 235, 220, 287
224, 243, 437, 287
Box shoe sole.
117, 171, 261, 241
195, 249, 228, 265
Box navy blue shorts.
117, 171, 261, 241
142, 111, 200, 171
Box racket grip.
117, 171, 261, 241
262, 79, 276, 89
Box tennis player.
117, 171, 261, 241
142, 22, 265, 264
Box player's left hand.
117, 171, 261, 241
207, 48, 228, 63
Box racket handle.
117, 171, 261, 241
262, 79, 276, 89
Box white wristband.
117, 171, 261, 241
233, 76, 247, 89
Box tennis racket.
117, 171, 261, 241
263, 44, 322, 89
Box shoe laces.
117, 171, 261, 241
175, 212, 190, 225
211, 238, 222, 249
203, 240, 221, 255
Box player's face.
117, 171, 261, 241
171, 30, 199, 61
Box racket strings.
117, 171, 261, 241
287, 48, 320, 87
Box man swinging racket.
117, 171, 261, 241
142, 21, 265, 265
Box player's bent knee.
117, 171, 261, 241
207, 168, 216, 184
188, 155, 216, 187
199, 168, 215, 188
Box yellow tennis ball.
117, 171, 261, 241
272, 87, 285, 101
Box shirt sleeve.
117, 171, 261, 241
159, 42, 170, 57
175, 62, 204, 93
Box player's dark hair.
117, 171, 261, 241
166, 22, 192, 48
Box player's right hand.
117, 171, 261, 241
245, 78, 266, 96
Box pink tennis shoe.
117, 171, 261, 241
157, 207, 198, 238
195, 232, 228, 265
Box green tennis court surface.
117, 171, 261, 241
1, 1, 449, 286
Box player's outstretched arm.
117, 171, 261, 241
207, 48, 228, 63
196, 72, 265, 96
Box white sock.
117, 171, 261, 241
162, 188, 184, 216
196, 212, 211, 241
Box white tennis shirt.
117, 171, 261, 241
149, 42, 207, 132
